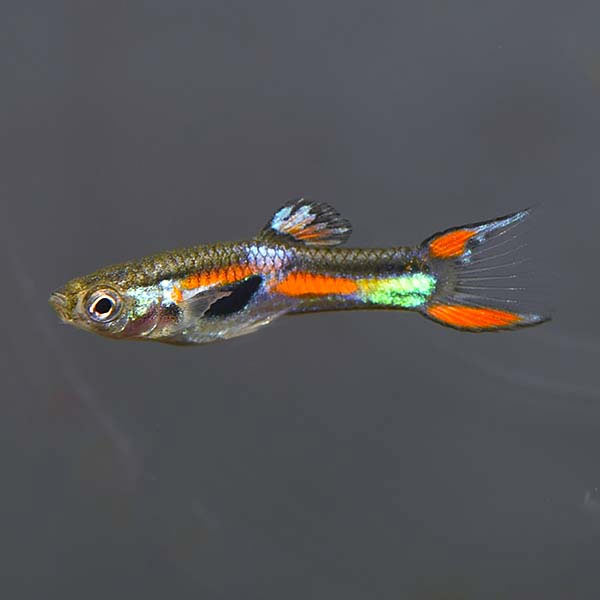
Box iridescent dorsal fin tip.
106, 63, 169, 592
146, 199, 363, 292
257, 198, 352, 246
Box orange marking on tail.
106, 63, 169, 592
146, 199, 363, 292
179, 265, 254, 290
274, 272, 358, 296
427, 304, 522, 329
429, 229, 477, 259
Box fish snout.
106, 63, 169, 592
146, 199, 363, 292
49, 291, 70, 321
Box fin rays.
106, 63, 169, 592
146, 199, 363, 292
258, 198, 352, 247
458, 257, 531, 275
420, 208, 549, 331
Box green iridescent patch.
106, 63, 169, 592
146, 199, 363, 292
360, 273, 436, 308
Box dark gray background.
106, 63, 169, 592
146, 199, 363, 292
2, 2, 599, 598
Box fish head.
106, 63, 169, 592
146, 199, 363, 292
50, 275, 132, 337
49, 267, 166, 340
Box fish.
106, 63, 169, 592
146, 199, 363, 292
49, 198, 550, 345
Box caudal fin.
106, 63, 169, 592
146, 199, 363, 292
420, 209, 551, 332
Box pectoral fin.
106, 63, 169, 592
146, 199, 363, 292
182, 275, 264, 318
186, 288, 233, 318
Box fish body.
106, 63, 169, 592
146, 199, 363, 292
50, 199, 549, 344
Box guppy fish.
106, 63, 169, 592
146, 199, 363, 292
49, 199, 549, 344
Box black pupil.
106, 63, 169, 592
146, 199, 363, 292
94, 297, 113, 315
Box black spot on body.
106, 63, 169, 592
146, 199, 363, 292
204, 275, 263, 317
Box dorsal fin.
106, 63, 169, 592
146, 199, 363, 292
257, 198, 352, 246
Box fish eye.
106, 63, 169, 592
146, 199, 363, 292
86, 289, 122, 323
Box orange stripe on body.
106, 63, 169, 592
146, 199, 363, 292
274, 272, 358, 296
179, 265, 255, 291
171, 286, 183, 303
427, 304, 522, 329
429, 229, 477, 259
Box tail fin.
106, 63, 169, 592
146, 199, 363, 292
419, 209, 551, 332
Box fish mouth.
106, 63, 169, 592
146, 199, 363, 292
49, 291, 70, 321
